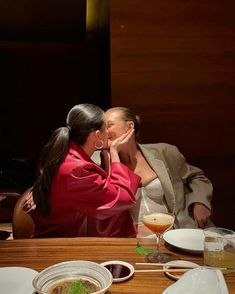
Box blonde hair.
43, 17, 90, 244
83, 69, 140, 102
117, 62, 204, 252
106, 106, 141, 139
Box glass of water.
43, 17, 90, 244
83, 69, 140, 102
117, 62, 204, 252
203, 227, 235, 273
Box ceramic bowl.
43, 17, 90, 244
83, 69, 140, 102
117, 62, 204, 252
32, 260, 113, 294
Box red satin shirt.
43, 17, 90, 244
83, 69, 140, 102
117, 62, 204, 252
33, 141, 140, 237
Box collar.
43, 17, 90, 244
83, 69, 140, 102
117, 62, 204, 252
68, 141, 92, 162
137, 143, 176, 213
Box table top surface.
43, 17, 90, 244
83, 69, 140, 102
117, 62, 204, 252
0, 237, 234, 293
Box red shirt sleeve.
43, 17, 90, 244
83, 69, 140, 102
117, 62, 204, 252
62, 161, 140, 220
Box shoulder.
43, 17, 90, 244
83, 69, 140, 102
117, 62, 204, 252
139, 143, 185, 164
61, 153, 103, 177
140, 143, 179, 154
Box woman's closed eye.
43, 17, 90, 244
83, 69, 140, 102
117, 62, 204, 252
107, 123, 114, 129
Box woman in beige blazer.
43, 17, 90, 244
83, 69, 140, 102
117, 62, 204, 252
95, 106, 214, 236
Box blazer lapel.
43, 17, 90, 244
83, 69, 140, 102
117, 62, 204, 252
138, 144, 176, 213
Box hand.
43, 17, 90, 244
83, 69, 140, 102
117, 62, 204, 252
110, 129, 135, 153
193, 202, 211, 228
100, 149, 110, 173
23, 190, 36, 213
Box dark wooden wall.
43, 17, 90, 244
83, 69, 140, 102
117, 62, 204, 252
0, 0, 110, 167
110, 0, 235, 230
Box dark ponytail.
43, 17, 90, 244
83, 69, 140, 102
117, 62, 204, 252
33, 127, 70, 215
33, 104, 104, 215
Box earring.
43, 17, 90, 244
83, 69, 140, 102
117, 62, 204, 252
94, 139, 104, 150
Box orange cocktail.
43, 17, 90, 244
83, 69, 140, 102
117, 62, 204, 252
142, 213, 174, 235
142, 212, 175, 263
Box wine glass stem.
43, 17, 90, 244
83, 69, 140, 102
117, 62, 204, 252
156, 233, 161, 256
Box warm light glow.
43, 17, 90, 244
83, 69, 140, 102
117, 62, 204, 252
86, 0, 108, 32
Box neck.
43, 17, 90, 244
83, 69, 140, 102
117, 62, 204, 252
119, 139, 139, 165
82, 145, 94, 158
81, 137, 96, 158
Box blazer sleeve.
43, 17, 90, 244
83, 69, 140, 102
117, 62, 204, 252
67, 161, 140, 220
166, 145, 213, 211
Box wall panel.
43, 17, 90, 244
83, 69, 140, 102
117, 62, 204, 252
110, 0, 235, 229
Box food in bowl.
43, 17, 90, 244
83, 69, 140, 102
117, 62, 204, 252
47, 278, 100, 294
33, 260, 113, 294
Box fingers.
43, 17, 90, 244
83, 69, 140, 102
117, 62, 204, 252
123, 128, 135, 141
109, 128, 135, 155
23, 192, 36, 213
24, 204, 36, 214
25, 198, 32, 205
201, 217, 209, 228
194, 218, 199, 228
24, 194, 31, 201
194, 215, 209, 228
193, 203, 211, 228
116, 128, 135, 143
197, 219, 204, 228
24, 192, 33, 203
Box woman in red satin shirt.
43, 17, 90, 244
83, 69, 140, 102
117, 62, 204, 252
32, 104, 140, 238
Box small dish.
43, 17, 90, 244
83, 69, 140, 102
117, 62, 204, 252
163, 260, 199, 280
100, 260, 134, 283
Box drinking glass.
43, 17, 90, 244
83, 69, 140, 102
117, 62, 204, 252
142, 211, 175, 263
204, 227, 235, 273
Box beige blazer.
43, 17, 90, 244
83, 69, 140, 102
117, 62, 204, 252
138, 143, 213, 228
92, 143, 214, 229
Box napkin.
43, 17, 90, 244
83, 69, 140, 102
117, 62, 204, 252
162, 267, 228, 294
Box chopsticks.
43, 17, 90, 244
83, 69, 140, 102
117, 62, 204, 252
135, 262, 198, 268
135, 268, 191, 273
135, 262, 198, 273
134, 262, 226, 273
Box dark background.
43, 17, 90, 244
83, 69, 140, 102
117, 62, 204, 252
0, 0, 110, 168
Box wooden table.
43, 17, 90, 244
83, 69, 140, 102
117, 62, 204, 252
0, 237, 234, 293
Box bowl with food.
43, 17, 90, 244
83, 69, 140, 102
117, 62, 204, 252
32, 260, 113, 294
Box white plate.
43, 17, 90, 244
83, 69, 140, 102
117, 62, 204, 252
163, 260, 199, 280
163, 228, 204, 253
0, 267, 38, 294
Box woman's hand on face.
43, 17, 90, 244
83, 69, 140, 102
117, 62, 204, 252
109, 129, 135, 153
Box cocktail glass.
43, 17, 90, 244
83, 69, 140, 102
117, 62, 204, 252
142, 212, 175, 263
